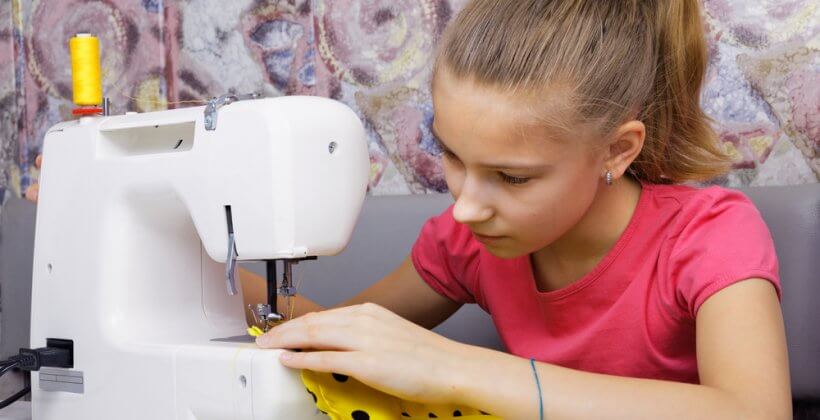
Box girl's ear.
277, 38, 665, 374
603, 120, 645, 181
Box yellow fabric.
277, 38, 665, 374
247, 327, 501, 418
301, 370, 502, 420
248, 325, 265, 337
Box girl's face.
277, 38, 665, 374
431, 71, 607, 258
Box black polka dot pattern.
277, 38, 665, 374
306, 373, 495, 419
305, 388, 318, 403
351, 410, 370, 420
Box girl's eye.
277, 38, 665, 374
442, 149, 460, 163
499, 172, 531, 185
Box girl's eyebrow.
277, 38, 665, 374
431, 124, 552, 171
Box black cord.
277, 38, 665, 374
0, 386, 30, 409
0, 360, 27, 410
0, 343, 73, 410
0, 361, 19, 377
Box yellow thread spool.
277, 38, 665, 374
69, 33, 103, 106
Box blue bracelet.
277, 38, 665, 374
530, 358, 543, 420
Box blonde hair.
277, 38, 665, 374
434, 0, 730, 184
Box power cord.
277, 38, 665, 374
0, 339, 73, 410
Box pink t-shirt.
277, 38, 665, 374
411, 183, 780, 383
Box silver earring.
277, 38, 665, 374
605, 170, 613, 186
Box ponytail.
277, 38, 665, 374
633, 0, 730, 183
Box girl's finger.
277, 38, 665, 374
25, 184, 39, 203
257, 314, 381, 351
278, 350, 369, 377
257, 304, 389, 347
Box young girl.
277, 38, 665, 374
248, 0, 792, 418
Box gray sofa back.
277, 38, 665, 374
252, 185, 820, 400
2, 184, 819, 401
742, 185, 820, 400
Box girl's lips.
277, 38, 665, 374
472, 232, 506, 243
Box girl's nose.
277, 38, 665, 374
452, 182, 494, 225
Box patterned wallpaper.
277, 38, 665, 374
0, 0, 817, 208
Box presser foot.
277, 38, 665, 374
248, 303, 287, 333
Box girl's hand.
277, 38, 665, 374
25, 154, 43, 203
255, 303, 476, 405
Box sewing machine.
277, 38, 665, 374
29, 95, 370, 419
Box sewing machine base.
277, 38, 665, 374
32, 340, 325, 420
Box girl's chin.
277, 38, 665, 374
480, 241, 528, 259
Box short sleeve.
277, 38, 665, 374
411, 206, 480, 304
668, 188, 781, 318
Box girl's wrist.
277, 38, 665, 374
449, 344, 538, 415
440, 341, 489, 405
448, 343, 503, 404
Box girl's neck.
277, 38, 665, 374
531, 176, 643, 292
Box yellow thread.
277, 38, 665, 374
106, 79, 208, 108
70, 33, 207, 110
247, 325, 264, 337
289, 270, 306, 320
120, 93, 209, 106
69, 34, 103, 106
68, 35, 235, 113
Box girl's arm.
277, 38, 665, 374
240, 256, 462, 329
259, 278, 789, 419
455, 278, 791, 419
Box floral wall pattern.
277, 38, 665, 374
0, 0, 817, 210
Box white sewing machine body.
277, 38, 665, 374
30, 96, 369, 419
